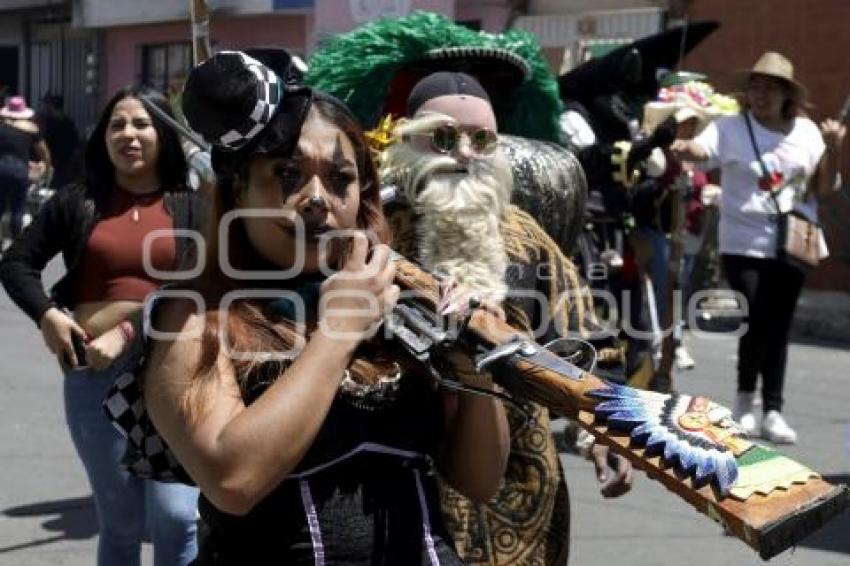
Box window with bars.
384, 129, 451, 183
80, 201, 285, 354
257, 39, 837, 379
140, 42, 192, 96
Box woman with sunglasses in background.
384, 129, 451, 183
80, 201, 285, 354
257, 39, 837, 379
0, 86, 200, 565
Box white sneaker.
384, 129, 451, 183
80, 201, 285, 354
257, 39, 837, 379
762, 411, 797, 444
733, 392, 758, 437
675, 345, 695, 370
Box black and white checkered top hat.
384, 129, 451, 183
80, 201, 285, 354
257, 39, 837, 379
183, 50, 283, 151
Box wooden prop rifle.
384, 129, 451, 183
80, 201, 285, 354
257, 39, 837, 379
388, 253, 848, 561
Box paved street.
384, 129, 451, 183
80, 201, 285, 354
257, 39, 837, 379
1, 262, 848, 565
562, 331, 850, 566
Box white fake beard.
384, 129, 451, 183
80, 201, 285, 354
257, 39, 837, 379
386, 143, 513, 302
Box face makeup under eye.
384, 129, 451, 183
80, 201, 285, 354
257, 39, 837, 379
272, 161, 303, 196
270, 158, 358, 199
326, 168, 357, 196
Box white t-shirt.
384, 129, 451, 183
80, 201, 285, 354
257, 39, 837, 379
693, 112, 825, 258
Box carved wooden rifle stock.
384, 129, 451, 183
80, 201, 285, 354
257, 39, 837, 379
390, 254, 848, 560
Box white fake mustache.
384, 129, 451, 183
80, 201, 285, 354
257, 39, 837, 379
389, 146, 513, 216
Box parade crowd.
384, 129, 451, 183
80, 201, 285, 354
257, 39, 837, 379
0, 11, 845, 566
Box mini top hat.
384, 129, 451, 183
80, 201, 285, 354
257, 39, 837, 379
182, 48, 313, 174
736, 51, 807, 101
0, 96, 35, 119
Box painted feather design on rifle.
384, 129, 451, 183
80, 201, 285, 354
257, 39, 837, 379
588, 383, 743, 495
728, 444, 818, 500
587, 383, 820, 500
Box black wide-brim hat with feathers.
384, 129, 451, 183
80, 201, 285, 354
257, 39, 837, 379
558, 22, 720, 106
182, 48, 313, 175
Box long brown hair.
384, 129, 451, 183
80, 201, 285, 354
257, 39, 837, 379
185, 95, 396, 414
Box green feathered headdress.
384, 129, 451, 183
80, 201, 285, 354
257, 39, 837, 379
306, 11, 564, 143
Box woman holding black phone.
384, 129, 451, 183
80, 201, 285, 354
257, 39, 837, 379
0, 86, 200, 565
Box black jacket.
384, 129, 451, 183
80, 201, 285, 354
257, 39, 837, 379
0, 183, 202, 326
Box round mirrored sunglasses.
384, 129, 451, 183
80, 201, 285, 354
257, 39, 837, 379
427, 124, 498, 156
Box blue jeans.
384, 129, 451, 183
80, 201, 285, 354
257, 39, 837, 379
633, 226, 669, 324
64, 354, 199, 566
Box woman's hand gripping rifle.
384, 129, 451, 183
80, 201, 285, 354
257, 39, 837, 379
388, 253, 848, 561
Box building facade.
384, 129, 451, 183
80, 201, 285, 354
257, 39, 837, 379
0, 0, 669, 132
0, 0, 99, 134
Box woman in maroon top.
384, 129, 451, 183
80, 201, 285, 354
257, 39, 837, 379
0, 87, 199, 565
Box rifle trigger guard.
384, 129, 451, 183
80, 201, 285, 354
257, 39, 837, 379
426, 361, 532, 420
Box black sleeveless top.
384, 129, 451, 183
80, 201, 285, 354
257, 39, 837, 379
194, 356, 463, 565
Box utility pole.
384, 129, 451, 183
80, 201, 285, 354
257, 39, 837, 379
504, 0, 531, 31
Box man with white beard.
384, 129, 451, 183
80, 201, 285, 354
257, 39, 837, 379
388, 100, 512, 302
382, 71, 633, 565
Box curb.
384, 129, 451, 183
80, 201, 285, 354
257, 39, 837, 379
791, 290, 850, 344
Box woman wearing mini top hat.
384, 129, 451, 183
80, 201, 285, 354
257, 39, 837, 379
671, 51, 845, 444
141, 48, 509, 564
0, 86, 201, 565
0, 95, 51, 240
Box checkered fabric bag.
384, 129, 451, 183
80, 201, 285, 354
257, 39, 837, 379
103, 366, 194, 484
102, 292, 194, 484
102, 366, 192, 484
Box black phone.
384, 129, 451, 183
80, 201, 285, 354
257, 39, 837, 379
70, 332, 88, 368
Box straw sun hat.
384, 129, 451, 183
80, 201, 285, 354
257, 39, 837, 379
736, 51, 807, 101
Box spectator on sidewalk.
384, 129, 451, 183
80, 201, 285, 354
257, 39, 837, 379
671, 51, 843, 444
0, 86, 200, 565
0, 96, 51, 240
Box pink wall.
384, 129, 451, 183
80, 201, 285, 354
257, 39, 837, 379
313, 0, 454, 41
101, 2, 513, 105
103, 14, 308, 100
454, 1, 510, 32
